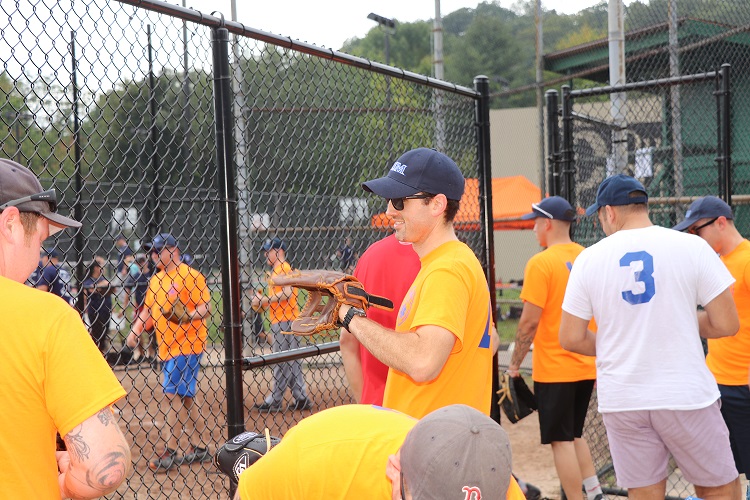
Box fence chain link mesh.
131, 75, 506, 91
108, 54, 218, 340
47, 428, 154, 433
538, 3, 750, 499
2, 1, 486, 497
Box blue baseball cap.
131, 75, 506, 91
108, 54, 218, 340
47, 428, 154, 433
521, 196, 576, 222
585, 174, 648, 216
362, 148, 465, 201
262, 237, 286, 251
673, 196, 733, 232
150, 233, 178, 251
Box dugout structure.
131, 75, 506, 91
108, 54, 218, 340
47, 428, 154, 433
0, 0, 499, 497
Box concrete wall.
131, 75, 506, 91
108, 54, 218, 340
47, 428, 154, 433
489, 107, 542, 282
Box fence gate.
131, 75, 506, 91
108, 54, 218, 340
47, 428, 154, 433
546, 65, 732, 499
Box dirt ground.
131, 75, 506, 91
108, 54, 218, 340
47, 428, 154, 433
503, 412, 562, 499
105, 349, 563, 500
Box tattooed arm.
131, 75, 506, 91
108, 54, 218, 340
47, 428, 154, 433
58, 406, 132, 499
507, 302, 542, 377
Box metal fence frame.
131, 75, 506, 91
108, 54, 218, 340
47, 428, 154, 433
107, 1, 495, 497
545, 63, 734, 499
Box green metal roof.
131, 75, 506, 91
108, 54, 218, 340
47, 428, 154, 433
544, 18, 750, 80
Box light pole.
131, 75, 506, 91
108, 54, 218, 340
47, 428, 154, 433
367, 13, 396, 156
367, 13, 396, 65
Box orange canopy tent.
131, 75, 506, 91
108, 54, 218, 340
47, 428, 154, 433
371, 175, 541, 231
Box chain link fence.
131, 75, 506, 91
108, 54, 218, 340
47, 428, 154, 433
537, 2, 750, 499
1, 0, 494, 497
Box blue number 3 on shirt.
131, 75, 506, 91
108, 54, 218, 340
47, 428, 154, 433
620, 251, 655, 305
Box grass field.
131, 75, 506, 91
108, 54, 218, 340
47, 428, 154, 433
495, 287, 521, 343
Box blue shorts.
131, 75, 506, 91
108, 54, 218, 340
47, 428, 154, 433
162, 354, 202, 397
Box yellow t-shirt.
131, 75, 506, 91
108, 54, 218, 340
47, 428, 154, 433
520, 242, 596, 383
384, 240, 494, 418
707, 239, 750, 385
238, 404, 524, 500
0, 277, 126, 498
145, 263, 210, 360
238, 405, 414, 499
267, 261, 298, 324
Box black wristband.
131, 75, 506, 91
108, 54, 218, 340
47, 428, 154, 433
342, 307, 366, 330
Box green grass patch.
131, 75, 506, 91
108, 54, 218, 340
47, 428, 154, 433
495, 287, 521, 344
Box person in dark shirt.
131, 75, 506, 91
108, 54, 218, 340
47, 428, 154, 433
123, 254, 155, 361
114, 234, 134, 275
82, 260, 114, 353
29, 248, 74, 306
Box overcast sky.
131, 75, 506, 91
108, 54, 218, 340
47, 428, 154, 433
184, 0, 634, 51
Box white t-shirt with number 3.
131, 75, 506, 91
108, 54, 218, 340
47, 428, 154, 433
562, 225, 734, 413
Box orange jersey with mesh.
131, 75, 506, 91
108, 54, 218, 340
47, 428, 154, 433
706, 239, 750, 385
267, 261, 298, 324
520, 242, 596, 383
145, 263, 210, 360
383, 240, 494, 418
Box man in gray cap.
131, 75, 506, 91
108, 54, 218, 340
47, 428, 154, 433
0, 159, 131, 498
232, 403, 525, 500
674, 196, 750, 498
337, 147, 494, 420
560, 174, 741, 499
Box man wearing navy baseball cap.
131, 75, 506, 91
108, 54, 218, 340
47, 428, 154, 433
675, 196, 750, 494
560, 174, 741, 499
338, 147, 496, 421
126, 232, 213, 470
509, 195, 602, 500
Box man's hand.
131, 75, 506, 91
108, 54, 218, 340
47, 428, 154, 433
125, 331, 139, 349
338, 304, 351, 324
251, 291, 266, 312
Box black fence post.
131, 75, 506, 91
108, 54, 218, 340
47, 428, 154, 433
545, 89, 560, 197
717, 63, 732, 205
211, 26, 245, 455
561, 85, 575, 205
474, 75, 500, 424
147, 24, 161, 237
70, 30, 85, 313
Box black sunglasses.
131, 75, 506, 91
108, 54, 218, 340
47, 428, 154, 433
0, 188, 57, 213
688, 217, 718, 235
388, 193, 434, 211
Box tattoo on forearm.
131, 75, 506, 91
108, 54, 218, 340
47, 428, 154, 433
509, 337, 533, 368
84, 446, 129, 492
97, 408, 114, 427
64, 427, 90, 462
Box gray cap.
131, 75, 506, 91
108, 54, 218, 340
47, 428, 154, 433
401, 405, 512, 500
0, 159, 81, 236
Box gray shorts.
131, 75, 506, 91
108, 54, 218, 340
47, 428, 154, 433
602, 400, 738, 489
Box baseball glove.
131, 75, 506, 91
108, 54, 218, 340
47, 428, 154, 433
161, 299, 192, 324
214, 430, 281, 486
497, 372, 538, 424
269, 270, 394, 335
